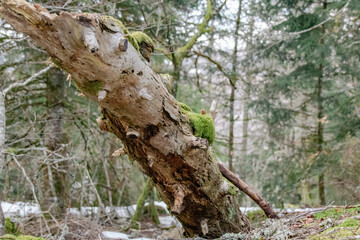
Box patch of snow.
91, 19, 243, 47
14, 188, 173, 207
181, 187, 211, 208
102, 231, 153, 240
102, 231, 129, 239
159, 215, 180, 227
2, 201, 41, 217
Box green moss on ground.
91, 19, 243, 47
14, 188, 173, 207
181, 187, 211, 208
247, 209, 267, 224
313, 207, 360, 220
309, 207, 360, 240
5, 218, 19, 235
179, 102, 215, 144
0, 234, 44, 240
309, 219, 360, 239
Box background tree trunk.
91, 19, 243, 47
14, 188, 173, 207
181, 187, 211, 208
228, 0, 242, 172
45, 68, 69, 215
0, 1, 251, 237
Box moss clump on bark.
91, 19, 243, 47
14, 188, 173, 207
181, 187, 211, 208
179, 102, 215, 144
130, 32, 154, 61
100, 16, 139, 51
130, 32, 153, 47
75, 80, 104, 95
0, 234, 44, 240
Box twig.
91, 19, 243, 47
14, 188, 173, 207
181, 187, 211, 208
3, 64, 53, 95
217, 162, 279, 219
289, 0, 350, 36
11, 155, 52, 234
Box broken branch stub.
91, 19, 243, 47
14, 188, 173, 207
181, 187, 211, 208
0, 0, 251, 237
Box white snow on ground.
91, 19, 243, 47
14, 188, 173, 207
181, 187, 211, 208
1, 200, 317, 218
2, 201, 320, 239
102, 231, 129, 239
1, 201, 41, 217
68, 201, 168, 219
102, 231, 154, 240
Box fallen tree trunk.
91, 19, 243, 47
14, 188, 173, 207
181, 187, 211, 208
0, 0, 250, 237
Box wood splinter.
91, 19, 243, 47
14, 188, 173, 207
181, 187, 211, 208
118, 38, 128, 52
83, 28, 99, 53
112, 147, 126, 157
96, 117, 107, 131
171, 187, 185, 214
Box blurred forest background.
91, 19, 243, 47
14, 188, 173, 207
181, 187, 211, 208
0, 0, 359, 227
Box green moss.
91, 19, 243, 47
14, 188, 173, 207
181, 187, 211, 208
313, 208, 344, 220
75, 80, 104, 95
100, 16, 139, 51
127, 35, 140, 51
179, 102, 192, 112
345, 206, 360, 215
246, 209, 267, 224
309, 219, 360, 239
0, 235, 44, 240
5, 218, 18, 235
130, 31, 153, 46
179, 102, 215, 144
313, 207, 360, 220
101, 15, 130, 35
337, 218, 360, 227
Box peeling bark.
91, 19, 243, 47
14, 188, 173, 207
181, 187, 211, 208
0, 0, 251, 237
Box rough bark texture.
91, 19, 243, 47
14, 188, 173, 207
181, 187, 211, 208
0, 0, 250, 237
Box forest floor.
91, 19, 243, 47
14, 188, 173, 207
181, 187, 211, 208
2, 202, 360, 239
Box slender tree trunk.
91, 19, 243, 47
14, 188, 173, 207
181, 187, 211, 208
317, 1, 327, 206
171, 62, 181, 97
228, 0, 242, 172
0, 93, 6, 236
45, 68, 69, 215
0, 94, 5, 170
317, 63, 325, 206
241, 84, 249, 169
130, 178, 152, 229
0, 2, 251, 237
149, 186, 160, 225
0, 203, 4, 236
228, 86, 235, 172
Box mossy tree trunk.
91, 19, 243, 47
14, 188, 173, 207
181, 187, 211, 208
130, 177, 160, 228
0, 1, 251, 237
130, 178, 152, 228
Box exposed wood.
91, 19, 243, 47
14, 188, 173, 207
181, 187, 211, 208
217, 162, 280, 219
0, 0, 251, 237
